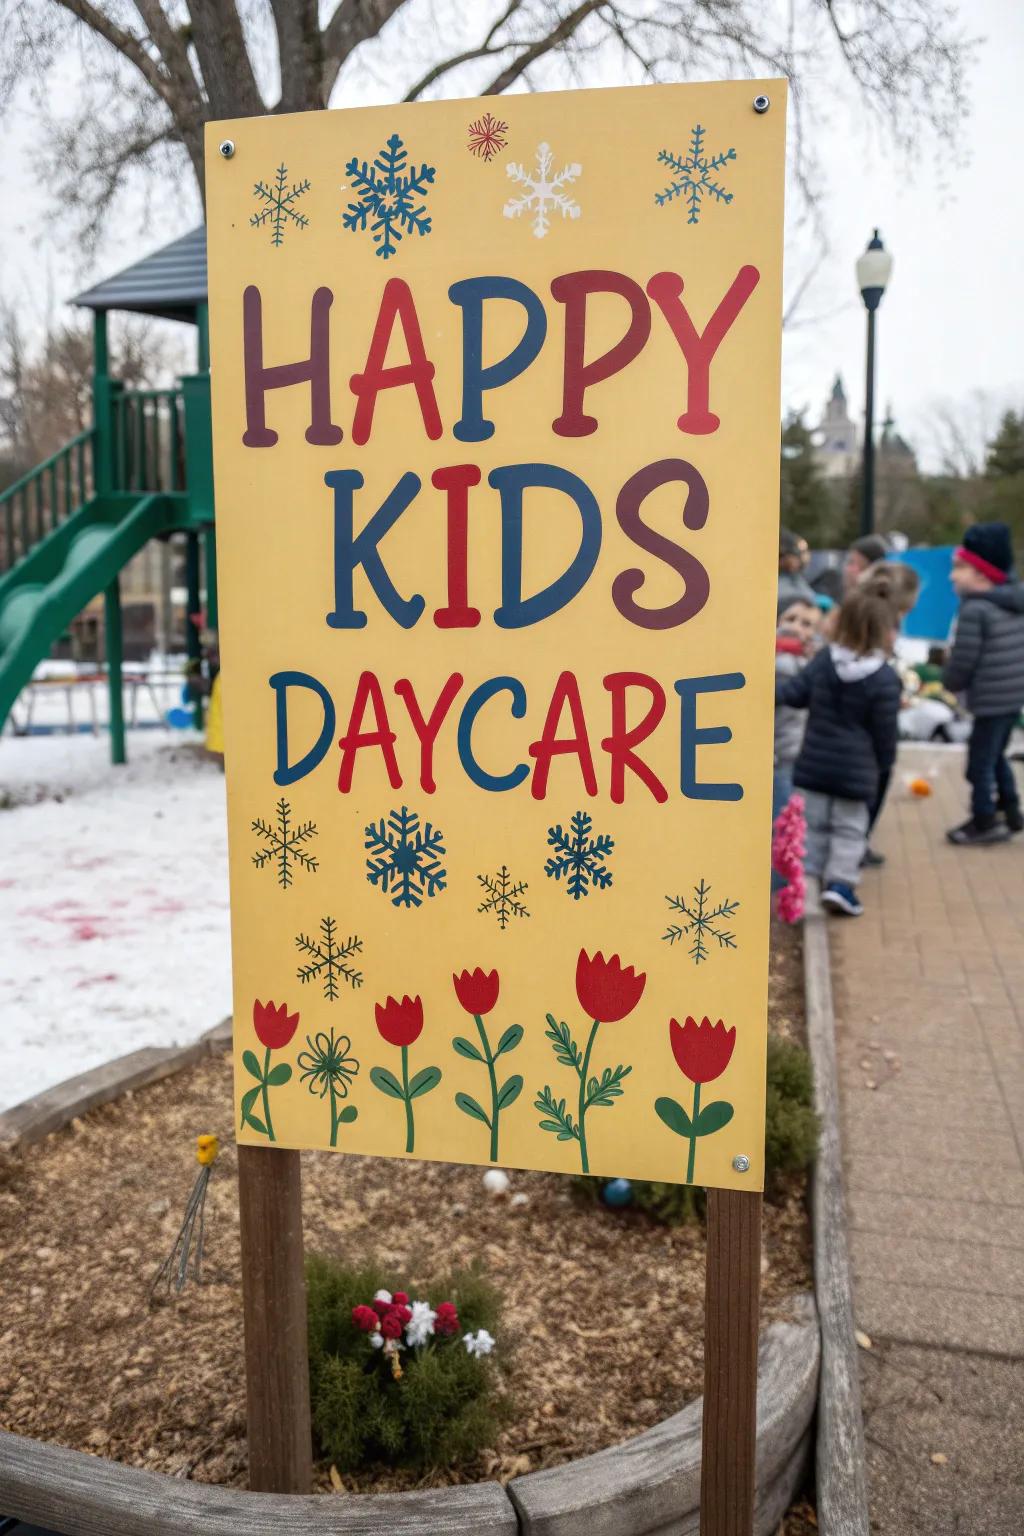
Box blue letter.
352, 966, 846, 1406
675, 672, 745, 801
458, 676, 529, 792
450, 276, 547, 442
270, 670, 336, 786
325, 468, 425, 629
490, 463, 602, 629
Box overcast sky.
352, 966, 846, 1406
0, 0, 1019, 469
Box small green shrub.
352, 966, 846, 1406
306, 1255, 509, 1472
576, 1036, 819, 1224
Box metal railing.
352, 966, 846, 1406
0, 430, 95, 574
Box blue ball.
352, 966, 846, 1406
602, 1178, 633, 1208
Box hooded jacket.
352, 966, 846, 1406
776, 645, 901, 804
943, 583, 1024, 717
774, 636, 808, 766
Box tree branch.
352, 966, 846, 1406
270, 0, 324, 113
52, 0, 171, 105
321, 0, 406, 102
184, 0, 263, 117
482, 0, 606, 95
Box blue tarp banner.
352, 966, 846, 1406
888, 547, 959, 640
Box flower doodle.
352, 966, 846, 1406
298, 1026, 360, 1146
370, 994, 442, 1154
452, 967, 524, 1162
241, 999, 298, 1141
535, 949, 644, 1173
655, 1015, 737, 1183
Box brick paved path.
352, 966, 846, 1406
828, 745, 1024, 1534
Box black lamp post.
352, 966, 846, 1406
856, 229, 894, 537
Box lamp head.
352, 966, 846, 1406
856, 228, 893, 312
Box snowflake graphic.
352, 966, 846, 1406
251, 799, 318, 889
662, 880, 740, 964
342, 132, 435, 260
477, 864, 530, 929
544, 811, 614, 901
296, 916, 363, 1000
655, 124, 737, 225
365, 805, 447, 909
503, 141, 581, 239
467, 112, 509, 162
250, 164, 311, 246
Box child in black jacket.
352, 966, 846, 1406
776, 576, 902, 916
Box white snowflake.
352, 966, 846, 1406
503, 142, 581, 239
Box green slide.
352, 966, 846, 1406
0, 492, 182, 729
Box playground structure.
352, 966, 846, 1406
0, 228, 214, 763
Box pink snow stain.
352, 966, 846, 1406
75, 973, 120, 988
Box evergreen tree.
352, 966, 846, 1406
780, 411, 836, 545
984, 411, 1024, 478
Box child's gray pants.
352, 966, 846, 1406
802, 790, 870, 889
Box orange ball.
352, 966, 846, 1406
909, 777, 932, 798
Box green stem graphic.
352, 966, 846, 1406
475, 1013, 500, 1162
401, 1044, 414, 1155
686, 1081, 701, 1184
329, 1081, 339, 1148
577, 1019, 600, 1174
261, 1046, 276, 1143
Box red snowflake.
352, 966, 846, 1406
467, 112, 509, 162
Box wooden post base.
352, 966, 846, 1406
700, 1188, 763, 1536
237, 1145, 313, 1494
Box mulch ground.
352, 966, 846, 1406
0, 922, 811, 1495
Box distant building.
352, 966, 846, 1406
812, 375, 917, 481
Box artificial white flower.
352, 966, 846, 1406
373, 1288, 393, 1304
406, 1299, 437, 1347
463, 1329, 495, 1358
370, 1332, 384, 1349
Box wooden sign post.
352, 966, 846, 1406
207, 77, 785, 1524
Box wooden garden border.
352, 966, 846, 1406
802, 884, 871, 1535
0, 1025, 819, 1535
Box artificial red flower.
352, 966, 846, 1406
391, 1304, 412, 1326
380, 1312, 403, 1339
375, 994, 424, 1047
392, 1291, 410, 1306
434, 1301, 460, 1335
252, 998, 299, 1050
372, 1297, 391, 1317
575, 950, 646, 1023
669, 1016, 737, 1084
352, 1304, 379, 1333
453, 967, 500, 1016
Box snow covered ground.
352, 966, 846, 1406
0, 730, 231, 1112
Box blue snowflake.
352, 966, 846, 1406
250, 164, 311, 246
655, 125, 736, 225
365, 806, 447, 909
544, 810, 614, 901
342, 133, 435, 260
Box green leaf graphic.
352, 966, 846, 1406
453, 1036, 484, 1062
496, 1075, 523, 1111
409, 1065, 442, 1099
695, 1100, 734, 1137
265, 1063, 292, 1087
370, 1066, 404, 1099
655, 1096, 693, 1138
495, 1024, 524, 1057
335, 1104, 358, 1124
240, 1085, 261, 1123
242, 1049, 263, 1081
245, 1112, 269, 1136
455, 1092, 490, 1126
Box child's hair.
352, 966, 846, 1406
858, 559, 919, 615
777, 593, 817, 621
834, 572, 900, 655
927, 643, 948, 666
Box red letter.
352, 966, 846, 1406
338, 671, 402, 793
431, 465, 482, 628
613, 459, 710, 630
350, 278, 443, 446
646, 266, 759, 434
394, 674, 464, 793
243, 285, 343, 447
551, 271, 652, 437
601, 672, 668, 804
528, 671, 598, 800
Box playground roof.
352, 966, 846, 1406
74, 226, 207, 322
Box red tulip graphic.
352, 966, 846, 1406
453, 968, 500, 1017
253, 998, 299, 1051
374, 994, 424, 1048
656, 1015, 736, 1184
575, 950, 646, 1023
452, 967, 522, 1163
242, 999, 298, 1142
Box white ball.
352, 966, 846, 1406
482, 1168, 511, 1196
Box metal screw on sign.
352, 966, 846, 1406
219, 139, 236, 159
732, 1153, 750, 1172
752, 95, 770, 114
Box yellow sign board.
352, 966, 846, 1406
207, 79, 786, 1191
